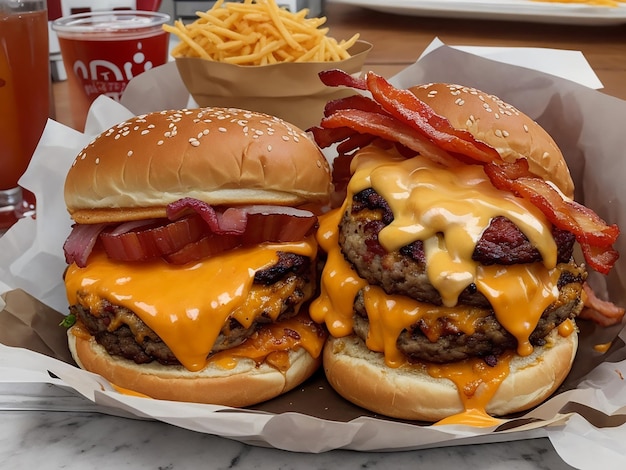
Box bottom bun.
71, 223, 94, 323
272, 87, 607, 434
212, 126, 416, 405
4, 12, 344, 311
323, 328, 578, 422
68, 326, 321, 407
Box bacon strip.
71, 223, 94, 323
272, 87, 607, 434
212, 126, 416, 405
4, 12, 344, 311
580, 282, 625, 326
63, 223, 108, 267
167, 198, 318, 239
484, 160, 619, 274
167, 197, 243, 234
63, 198, 319, 267
365, 72, 503, 164
320, 109, 462, 167
323, 94, 386, 117
319, 69, 366, 90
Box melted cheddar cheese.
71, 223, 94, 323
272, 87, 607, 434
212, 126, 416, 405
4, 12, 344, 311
65, 238, 319, 372
309, 145, 566, 423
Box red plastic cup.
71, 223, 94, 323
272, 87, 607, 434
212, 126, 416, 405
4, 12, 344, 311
52, 10, 170, 131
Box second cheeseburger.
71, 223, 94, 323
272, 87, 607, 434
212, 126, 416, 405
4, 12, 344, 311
308, 72, 620, 423
62, 107, 332, 406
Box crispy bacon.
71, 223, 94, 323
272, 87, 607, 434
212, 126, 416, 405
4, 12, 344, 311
319, 109, 461, 167
580, 282, 625, 326
323, 94, 386, 117
319, 69, 367, 90
308, 126, 358, 150
310, 69, 620, 275
63, 223, 108, 267
364, 72, 503, 164
63, 198, 319, 267
166, 197, 243, 235
484, 160, 619, 274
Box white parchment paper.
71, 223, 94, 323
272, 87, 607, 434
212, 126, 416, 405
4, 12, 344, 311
1, 40, 625, 466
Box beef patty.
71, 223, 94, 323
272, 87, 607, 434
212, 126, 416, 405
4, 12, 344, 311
340, 188, 585, 363
70, 252, 314, 366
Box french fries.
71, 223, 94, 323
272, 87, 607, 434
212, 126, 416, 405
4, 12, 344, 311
163, 0, 360, 66
534, 0, 625, 6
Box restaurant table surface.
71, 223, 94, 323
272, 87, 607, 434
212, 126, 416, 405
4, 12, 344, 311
4, 2, 626, 469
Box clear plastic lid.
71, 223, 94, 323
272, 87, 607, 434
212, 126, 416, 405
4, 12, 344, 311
52, 10, 170, 36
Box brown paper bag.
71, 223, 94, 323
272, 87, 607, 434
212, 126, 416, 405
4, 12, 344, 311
174, 40, 372, 130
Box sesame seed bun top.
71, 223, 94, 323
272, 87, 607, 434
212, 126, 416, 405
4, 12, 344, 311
409, 83, 574, 198
64, 107, 332, 224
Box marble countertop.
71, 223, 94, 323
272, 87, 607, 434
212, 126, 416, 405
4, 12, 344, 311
1, 409, 576, 469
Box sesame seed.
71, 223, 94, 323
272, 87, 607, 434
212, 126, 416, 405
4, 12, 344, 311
218, 127, 227, 133
282, 135, 290, 141
267, 145, 272, 152
127, 151, 133, 157
141, 130, 150, 135
523, 124, 529, 133
157, 140, 164, 145
95, 158, 100, 164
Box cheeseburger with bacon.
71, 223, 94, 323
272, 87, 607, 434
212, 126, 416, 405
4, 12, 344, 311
62, 107, 331, 406
308, 71, 621, 423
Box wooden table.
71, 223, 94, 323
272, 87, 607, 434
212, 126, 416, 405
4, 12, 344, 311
52, 2, 626, 129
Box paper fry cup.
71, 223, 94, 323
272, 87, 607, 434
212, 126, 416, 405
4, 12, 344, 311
173, 40, 372, 130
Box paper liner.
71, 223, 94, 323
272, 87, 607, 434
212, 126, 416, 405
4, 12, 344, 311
1, 40, 626, 464
173, 40, 372, 130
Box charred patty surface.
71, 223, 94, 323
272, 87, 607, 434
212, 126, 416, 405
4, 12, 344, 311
343, 188, 577, 307
71, 252, 314, 366
342, 188, 585, 363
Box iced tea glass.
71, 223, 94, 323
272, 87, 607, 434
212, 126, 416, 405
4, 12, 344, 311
52, 10, 170, 132
0, 0, 49, 231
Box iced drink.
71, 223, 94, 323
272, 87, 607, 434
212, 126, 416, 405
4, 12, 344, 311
53, 11, 170, 131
